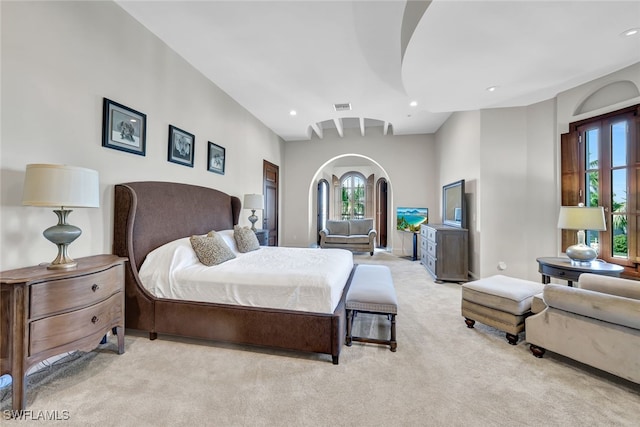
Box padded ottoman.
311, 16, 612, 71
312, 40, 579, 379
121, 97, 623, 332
461, 275, 544, 344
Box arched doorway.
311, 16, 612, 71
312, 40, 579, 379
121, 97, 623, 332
309, 154, 392, 251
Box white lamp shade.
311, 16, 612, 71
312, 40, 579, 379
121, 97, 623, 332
22, 164, 100, 208
243, 193, 264, 210
557, 206, 606, 231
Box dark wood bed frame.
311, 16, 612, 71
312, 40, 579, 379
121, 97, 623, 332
113, 181, 353, 364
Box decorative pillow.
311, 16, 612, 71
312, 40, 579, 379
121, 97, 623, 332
190, 232, 236, 266
233, 225, 260, 253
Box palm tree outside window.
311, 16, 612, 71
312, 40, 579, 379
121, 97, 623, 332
341, 173, 366, 220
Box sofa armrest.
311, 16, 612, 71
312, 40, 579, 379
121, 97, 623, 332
578, 273, 640, 300
368, 229, 377, 239
544, 284, 640, 330
319, 228, 329, 238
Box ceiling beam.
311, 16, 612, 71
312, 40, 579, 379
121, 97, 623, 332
359, 117, 365, 136
310, 122, 323, 139
333, 118, 344, 137
383, 121, 391, 136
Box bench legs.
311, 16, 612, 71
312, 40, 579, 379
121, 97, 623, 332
346, 309, 397, 352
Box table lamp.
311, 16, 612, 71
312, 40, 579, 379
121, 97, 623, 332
557, 204, 606, 265
22, 164, 100, 269
243, 194, 264, 232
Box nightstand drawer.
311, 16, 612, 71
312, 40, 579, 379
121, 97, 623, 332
29, 292, 122, 355
30, 265, 123, 318
538, 264, 581, 282
426, 227, 436, 242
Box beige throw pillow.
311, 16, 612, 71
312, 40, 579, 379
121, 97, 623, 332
234, 225, 260, 253
190, 232, 236, 266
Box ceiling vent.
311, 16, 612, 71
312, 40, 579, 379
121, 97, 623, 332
333, 103, 352, 112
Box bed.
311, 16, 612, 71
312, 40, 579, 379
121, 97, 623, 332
113, 181, 355, 364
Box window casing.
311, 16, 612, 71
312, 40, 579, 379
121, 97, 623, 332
340, 173, 366, 220
562, 105, 639, 277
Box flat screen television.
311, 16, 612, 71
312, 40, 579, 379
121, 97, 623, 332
397, 207, 428, 232
443, 179, 465, 228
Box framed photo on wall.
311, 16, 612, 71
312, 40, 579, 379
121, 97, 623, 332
102, 98, 146, 156
168, 125, 195, 167
207, 142, 225, 175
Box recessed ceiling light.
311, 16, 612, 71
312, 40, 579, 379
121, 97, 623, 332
410, 101, 418, 107
486, 86, 498, 92
289, 110, 297, 116
621, 28, 639, 37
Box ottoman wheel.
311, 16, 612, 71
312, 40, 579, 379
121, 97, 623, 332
506, 333, 518, 345
464, 318, 475, 328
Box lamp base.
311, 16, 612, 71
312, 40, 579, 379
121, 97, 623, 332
43, 209, 81, 270
566, 243, 597, 266
248, 210, 258, 232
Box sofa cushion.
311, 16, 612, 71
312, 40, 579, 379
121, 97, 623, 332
344, 235, 371, 244
349, 219, 372, 235
578, 273, 640, 300
326, 220, 349, 235
323, 235, 349, 244
544, 284, 640, 330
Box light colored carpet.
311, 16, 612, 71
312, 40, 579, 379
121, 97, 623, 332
2, 251, 639, 426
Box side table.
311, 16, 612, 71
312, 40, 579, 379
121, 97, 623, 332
536, 257, 624, 286
0, 254, 127, 410
254, 229, 269, 246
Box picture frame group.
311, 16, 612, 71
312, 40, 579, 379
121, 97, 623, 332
101, 97, 226, 175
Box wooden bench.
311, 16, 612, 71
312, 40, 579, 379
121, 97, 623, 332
345, 264, 398, 351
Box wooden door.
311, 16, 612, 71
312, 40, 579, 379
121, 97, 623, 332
376, 178, 388, 248
317, 179, 329, 245
263, 160, 279, 246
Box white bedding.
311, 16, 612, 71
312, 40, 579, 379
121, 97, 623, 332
138, 234, 354, 314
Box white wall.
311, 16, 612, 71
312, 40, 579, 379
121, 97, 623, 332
478, 103, 557, 280
0, 1, 283, 270
282, 127, 437, 256
434, 111, 481, 275
435, 62, 639, 281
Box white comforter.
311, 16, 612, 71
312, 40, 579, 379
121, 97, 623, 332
138, 236, 354, 314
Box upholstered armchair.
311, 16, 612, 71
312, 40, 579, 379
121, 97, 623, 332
525, 273, 640, 384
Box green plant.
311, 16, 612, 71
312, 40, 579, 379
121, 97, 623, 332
613, 234, 628, 257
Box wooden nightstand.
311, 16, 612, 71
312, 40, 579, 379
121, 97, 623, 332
254, 229, 269, 246
0, 254, 127, 411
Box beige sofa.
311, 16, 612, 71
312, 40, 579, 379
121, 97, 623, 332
525, 273, 640, 384
319, 219, 376, 255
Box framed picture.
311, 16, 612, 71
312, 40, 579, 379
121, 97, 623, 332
102, 98, 146, 156
168, 125, 195, 167
207, 142, 225, 175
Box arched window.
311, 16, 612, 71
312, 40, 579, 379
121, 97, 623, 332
341, 173, 366, 219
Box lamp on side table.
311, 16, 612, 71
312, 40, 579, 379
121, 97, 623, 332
243, 193, 264, 232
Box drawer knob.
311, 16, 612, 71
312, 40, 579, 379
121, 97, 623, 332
91, 316, 99, 324
91, 284, 100, 292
